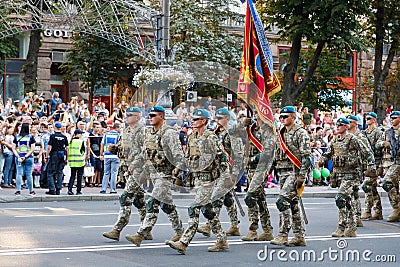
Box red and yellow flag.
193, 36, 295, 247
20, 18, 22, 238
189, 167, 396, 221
238, 0, 281, 126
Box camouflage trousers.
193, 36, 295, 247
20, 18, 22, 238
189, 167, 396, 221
276, 170, 305, 238
337, 177, 358, 231
211, 170, 239, 227
113, 175, 146, 231
363, 176, 382, 215
138, 175, 183, 236
383, 164, 400, 210
180, 178, 226, 245
246, 169, 272, 232
352, 177, 361, 220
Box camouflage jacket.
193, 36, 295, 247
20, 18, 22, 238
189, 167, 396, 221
276, 124, 312, 177
320, 132, 375, 174
144, 124, 185, 176
118, 123, 145, 165
363, 126, 385, 163
377, 126, 400, 167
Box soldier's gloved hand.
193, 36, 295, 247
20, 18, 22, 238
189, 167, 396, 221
242, 118, 252, 127
244, 192, 256, 208
172, 167, 180, 177
294, 175, 305, 189
382, 141, 391, 148
365, 168, 377, 177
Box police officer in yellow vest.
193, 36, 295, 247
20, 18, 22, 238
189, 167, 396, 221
67, 129, 86, 195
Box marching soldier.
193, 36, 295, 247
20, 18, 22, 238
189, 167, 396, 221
197, 107, 240, 237
361, 112, 384, 220
377, 111, 400, 222
103, 107, 151, 241
241, 112, 274, 242
167, 109, 228, 254
125, 106, 185, 246
318, 118, 376, 237
270, 106, 311, 246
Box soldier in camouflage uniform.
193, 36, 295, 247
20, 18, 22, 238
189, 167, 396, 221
102, 107, 150, 241
125, 106, 186, 246
377, 111, 400, 222
241, 113, 274, 242
318, 118, 376, 238
361, 112, 384, 220
167, 109, 228, 255
270, 106, 311, 247
347, 114, 373, 227
197, 108, 240, 237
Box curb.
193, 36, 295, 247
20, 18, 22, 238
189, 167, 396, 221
0, 190, 389, 203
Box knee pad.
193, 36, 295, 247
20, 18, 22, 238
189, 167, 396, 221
146, 197, 160, 213
276, 196, 290, 212
212, 199, 223, 209
188, 206, 199, 218
335, 193, 347, 209
132, 195, 145, 209
201, 203, 216, 220
382, 181, 394, 192
223, 195, 234, 207
160, 202, 175, 214
119, 191, 133, 207
361, 181, 372, 193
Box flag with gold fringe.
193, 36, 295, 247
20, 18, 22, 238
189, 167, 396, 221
238, 0, 281, 126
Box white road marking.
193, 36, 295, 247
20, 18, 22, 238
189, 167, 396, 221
14, 212, 120, 218
1, 233, 399, 256
82, 221, 232, 228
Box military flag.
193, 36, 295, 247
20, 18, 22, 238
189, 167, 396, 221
238, 0, 281, 126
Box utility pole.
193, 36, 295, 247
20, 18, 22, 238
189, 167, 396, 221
155, 0, 174, 65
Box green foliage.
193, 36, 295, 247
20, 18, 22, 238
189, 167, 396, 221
0, 38, 18, 73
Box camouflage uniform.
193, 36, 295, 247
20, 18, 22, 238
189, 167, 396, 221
320, 132, 375, 235
178, 129, 226, 246
362, 126, 385, 219
112, 123, 147, 231
377, 126, 400, 222
136, 124, 185, 238
274, 124, 311, 241
242, 123, 273, 239
210, 126, 239, 230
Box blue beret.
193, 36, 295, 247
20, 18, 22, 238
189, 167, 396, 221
390, 111, 400, 117
216, 107, 230, 116
280, 106, 296, 114
150, 106, 165, 113
54, 122, 62, 129
337, 118, 350, 125
346, 114, 359, 122
169, 121, 177, 127
181, 122, 192, 128
192, 109, 210, 119
366, 112, 377, 119
126, 107, 141, 113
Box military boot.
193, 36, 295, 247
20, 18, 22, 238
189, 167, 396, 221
387, 209, 400, 222
225, 225, 240, 236
168, 241, 187, 255
287, 236, 306, 247
197, 223, 211, 237
357, 218, 363, 227
102, 229, 120, 241
331, 228, 345, 237
208, 240, 229, 252
270, 235, 288, 246
165, 232, 183, 244
241, 230, 258, 241
257, 229, 274, 241
361, 211, 372, 220
144, 232, 153, 240
370, 213, 383, 220
344, 228, 357, 237
125, 233, 144, 247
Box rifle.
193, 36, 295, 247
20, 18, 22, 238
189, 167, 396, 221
232, 188, 245, 217
389, 128, 399, 164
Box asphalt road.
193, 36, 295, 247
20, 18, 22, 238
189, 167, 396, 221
1, 198, 399, 267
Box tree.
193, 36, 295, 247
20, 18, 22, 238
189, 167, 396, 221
60, 34, 133, 111
368, 0, 400, 122
258, 0, 369, 106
